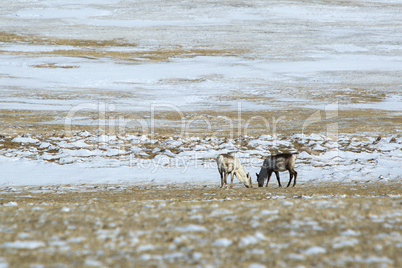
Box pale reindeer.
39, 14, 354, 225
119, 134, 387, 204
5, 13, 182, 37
256, 153, 298, 188
216, 154, 252, 188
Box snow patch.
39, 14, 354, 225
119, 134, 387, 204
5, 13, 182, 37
302, 246, 327, 255
175, 225, 208, 232
2, 241, 45, 249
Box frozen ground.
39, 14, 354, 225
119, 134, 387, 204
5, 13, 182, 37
0, 133, 401, 186
0, 0, 401, 186
0, 0, 401, 114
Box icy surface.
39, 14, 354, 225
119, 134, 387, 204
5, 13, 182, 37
0, 0, 401, 187
0, 133, 400, 186
1, 0, 401, 112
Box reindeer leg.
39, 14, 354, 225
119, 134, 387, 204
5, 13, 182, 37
266, 171, 272, 187
223, 172, 228, 188
275, 171, 282, 188
219, 172, 224, 188
293, 170, 297, 187
230, 171, 235, 188
286, 170, 293, 188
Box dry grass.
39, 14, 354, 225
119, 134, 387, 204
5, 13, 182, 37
1, 107, 400, 140
0, 32, 245, 62
0, 182, 401, 267
0, 32, 134, 48
29, 63, 79, 69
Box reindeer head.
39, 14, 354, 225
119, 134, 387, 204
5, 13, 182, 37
244, 172, 253, 188
256, 173, 264, 187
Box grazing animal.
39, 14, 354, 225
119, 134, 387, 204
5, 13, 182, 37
216, 154, 252, 188
256, 153, 297, 188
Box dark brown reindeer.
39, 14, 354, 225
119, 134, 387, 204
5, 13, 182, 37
256, 153, 297, 188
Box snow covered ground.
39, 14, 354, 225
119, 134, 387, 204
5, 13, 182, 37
0, 0, 401, 186
1, 0, 401, 112
0, 133, 401, 186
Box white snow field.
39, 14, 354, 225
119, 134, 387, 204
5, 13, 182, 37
0, 0, 401, 186
0, 133, 401, 186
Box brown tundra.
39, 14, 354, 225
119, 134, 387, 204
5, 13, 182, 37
216, 154, 252, 188
256, 153, 297, 188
